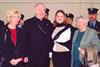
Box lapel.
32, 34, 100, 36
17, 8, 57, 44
88, 20, 98, 29
88, 21, 90, 27
80, 27, 89, 46
95, 20, 99, 29
15, 27, 21, 47
80, 27, 94, 48
72, 30, 79, 44
73, 27, 90, 48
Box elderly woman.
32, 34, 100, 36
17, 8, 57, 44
71, 16, 100, 67
0, 8, 26, 67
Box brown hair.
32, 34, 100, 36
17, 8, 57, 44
53, 10, 66, 27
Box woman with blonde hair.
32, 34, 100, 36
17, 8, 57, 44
1, 8, 26, 67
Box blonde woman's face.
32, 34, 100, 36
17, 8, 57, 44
10, 14, 20, 25
55, 12, 65, 24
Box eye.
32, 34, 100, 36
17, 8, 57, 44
17, 16, 20, 18
12, 16, 20, 18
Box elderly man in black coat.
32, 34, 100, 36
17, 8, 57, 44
22, 2, 53, 67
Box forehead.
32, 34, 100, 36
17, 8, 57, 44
66, 17, 72, 20
35, 4, 45, 9
57, 12, 64, 16
76, 18, 84, 23
12, 14, 20, 16
78, 18, 84, 21
9, 13, 20, 18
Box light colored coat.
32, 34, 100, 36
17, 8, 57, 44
71, 27, 100, 66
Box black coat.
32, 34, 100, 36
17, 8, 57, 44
0, 20, 5, 45
1, 25, 25, 67
0, 20, 5, 62
22, 17, 53, 67
88, 20, 100, 39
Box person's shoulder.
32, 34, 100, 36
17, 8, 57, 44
43, 18, 51, 23
96, 20, 100, 23
0, 20, 4, 25
64, 24, 73, 29
24, 17, 36, 25
46, 19, 51, 23
87, 27, 97, 33
0, 20, 4, 23
24, 17, 34, 23
96, 20, 100, 24
0, 20, 5, 28
66, 24, 72, 27
44, 18, 53, 25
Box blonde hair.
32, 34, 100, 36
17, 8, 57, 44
6, 8, 21, 23
75, 16, 88, 27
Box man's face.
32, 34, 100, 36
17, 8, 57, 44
35, 4, 45, 20
65, 18, 73, 25
88, 14, 97, 21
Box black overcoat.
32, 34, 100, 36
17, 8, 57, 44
0, 20, 5, 60
1, 25, 25, 67
22, 17, 54, 67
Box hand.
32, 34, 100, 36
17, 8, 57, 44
23, 57, 28, 63
10, 59, 18, 66
10, 58, 23, 65
78, 48, 85, 55
49, 52, 52, 58
15, 58, 23, 63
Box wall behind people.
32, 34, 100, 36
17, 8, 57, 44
0, 0, 100, 23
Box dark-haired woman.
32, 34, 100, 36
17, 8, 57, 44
52, 10, 73, 67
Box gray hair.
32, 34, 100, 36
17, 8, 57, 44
34, 2, 45, 9
75, 16, 88, 24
